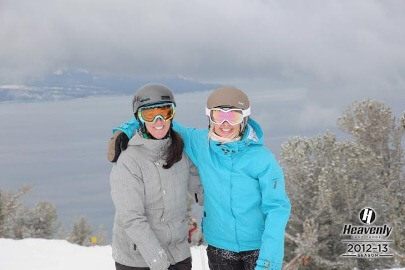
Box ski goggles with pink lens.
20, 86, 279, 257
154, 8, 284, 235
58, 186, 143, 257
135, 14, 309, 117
205, 107, 251, 125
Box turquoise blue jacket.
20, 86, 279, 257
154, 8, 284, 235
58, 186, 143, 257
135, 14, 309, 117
115, 118, 291, 270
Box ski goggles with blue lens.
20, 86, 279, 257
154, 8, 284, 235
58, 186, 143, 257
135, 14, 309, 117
137, 103, 176, 123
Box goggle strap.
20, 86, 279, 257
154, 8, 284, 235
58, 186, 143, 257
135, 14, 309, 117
135, 103, 167, 114
140, 102, 174, 111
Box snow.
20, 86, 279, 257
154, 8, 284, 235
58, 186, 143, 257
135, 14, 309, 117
0, 238, 209, 270
0, 238, 403, 270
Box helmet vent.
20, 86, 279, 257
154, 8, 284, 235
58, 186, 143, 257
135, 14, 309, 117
161, 95, 171, 100
140, 98, 150, 103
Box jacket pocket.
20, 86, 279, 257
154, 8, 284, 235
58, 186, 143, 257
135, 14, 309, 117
172, 219, 188, 245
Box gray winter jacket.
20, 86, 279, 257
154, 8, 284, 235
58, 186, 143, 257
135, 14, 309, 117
110, 131, 203, 270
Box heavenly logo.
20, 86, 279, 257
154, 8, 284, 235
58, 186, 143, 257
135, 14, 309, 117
341, 207, 392, 238
359, 207, 376, 224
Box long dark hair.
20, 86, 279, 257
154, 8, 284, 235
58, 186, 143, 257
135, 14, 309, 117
163, 128, 184, 169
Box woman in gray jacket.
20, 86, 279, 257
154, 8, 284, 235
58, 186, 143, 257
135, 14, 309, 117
110, 83, 203, 270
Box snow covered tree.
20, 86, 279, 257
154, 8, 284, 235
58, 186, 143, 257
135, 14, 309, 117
94, 224, 108, 245
0, 185, 31, 238
19, 201, 59, 239
56, 224, 69, 240
338, 100, 404, 200
0, 186, 104, 244
0, 190, 4, 236
282, 100, 404, 270
68, 217, 93, 246
338, 100, 405, 267
0, 186, 59, 239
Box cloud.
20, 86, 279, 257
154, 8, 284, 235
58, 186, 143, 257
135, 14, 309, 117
1, 0, 404, 88
297, 103, 340, 130
1, 0, 404, 128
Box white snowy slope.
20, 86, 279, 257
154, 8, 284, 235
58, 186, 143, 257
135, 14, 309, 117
0, 238, 403, 270
0, 238, 209, 270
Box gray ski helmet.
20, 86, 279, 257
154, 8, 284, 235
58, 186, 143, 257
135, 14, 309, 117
132, 83, 176, 115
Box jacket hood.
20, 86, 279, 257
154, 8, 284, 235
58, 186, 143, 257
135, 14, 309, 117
241, 118, 264, 146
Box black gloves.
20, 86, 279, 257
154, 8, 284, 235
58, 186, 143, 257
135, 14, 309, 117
107, 131, 129, 162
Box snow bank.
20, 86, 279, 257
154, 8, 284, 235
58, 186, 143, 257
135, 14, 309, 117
0, 238, 209, 270
0, 238, 403, 270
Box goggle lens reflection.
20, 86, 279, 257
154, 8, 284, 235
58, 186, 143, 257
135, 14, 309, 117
138, 103, 175, 123
210, 109, 244, 125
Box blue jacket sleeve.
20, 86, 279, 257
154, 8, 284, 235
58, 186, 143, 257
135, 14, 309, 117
113, 119, 202, 166
255, 155, 291, 270
172, 121, 201, 166
113, 117, 139, 139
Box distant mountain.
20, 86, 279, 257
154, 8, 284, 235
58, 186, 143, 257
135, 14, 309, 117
0, 70, 221, 102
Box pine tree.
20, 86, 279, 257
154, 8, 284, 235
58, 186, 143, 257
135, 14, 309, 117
0, 189, 4, 236
21, 201, 59, 239
68, 217, 93, 246
0, 185, 31, 238
282, 100, 405, 270
338, 100, 405, 268
94, 224, 108, 245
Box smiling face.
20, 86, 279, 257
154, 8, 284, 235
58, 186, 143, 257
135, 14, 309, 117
145, 118, 171, 139
213, 121, 241, 139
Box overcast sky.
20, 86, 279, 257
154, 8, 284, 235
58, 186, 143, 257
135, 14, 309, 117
0, 0, 404, 85
1, 0, 404, 132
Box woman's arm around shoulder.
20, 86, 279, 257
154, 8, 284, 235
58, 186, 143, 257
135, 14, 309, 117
184, 154, 204, 206
172, 121, 207, 166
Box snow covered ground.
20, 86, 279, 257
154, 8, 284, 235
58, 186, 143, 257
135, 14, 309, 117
0, 238, 209, 270
0, 238, 403, 270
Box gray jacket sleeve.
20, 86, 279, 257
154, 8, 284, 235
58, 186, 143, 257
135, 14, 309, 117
186, 156, 204, 206
110, 159, 170, 270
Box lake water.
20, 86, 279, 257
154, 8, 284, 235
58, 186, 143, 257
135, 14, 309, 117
0, 92, 211, 239
0, 88, 342, 239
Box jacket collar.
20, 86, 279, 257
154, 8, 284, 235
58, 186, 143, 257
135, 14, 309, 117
209, 118, 264, 156
128, 130, 170, 161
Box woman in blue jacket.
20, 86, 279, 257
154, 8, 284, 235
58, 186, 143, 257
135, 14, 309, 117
108, 86, 291, 270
